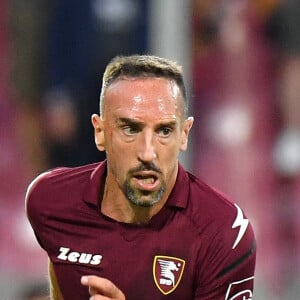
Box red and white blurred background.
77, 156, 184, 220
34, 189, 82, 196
1, 0, 300, 299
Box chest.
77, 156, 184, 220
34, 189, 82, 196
47, 213, 199, 299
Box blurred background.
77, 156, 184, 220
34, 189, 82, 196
1, 0, 300, 298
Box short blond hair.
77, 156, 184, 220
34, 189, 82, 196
99, 55, 187, 116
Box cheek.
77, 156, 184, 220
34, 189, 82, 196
106, 148, 128, 183
158, 143, 180, 168
106, 134, 135, 167
108, 132, 134, 154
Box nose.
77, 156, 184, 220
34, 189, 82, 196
137, 130, 157, 162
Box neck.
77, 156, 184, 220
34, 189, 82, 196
103, 204, 160, 224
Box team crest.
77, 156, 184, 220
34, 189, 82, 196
153, 255, 185, 295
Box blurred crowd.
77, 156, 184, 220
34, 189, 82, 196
0, 0, 300, 299
192, 0, 300, 298
10, 0, 148, 169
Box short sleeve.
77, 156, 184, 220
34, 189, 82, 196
194, 204, 256, 300
25, 171, 53, 250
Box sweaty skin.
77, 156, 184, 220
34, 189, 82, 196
91, 77, 193, 225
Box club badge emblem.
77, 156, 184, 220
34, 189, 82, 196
153, 255, 185, 295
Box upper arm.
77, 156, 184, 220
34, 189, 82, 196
25, 171, 51, 219
194, 204, 256, 299
48, 260, 64, 300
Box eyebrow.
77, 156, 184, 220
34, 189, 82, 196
116, 117, 178, 128
116, 117, 142, 126
118, 117, 139, 123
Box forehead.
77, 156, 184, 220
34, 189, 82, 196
103, 77, 183, 120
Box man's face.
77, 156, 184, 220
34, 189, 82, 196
93, 77, 193, 207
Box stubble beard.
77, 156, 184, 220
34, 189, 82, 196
123, 180, 166, 207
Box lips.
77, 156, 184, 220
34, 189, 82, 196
136, 174, 156, 183
132, 172, 159, 191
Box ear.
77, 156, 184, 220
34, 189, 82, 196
91, 114, 105, 152
180, 116, 194, 152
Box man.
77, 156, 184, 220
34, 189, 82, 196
26, 55, 256, 299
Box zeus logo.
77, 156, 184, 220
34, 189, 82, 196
57, 247, 102, 265
232, 204, 249, 249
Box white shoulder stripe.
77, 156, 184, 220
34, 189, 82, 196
232, 204, 249, 249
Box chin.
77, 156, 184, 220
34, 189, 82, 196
131, 198, 160, 207
124, 182, 166, 207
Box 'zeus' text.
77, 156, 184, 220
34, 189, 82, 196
57, 247, 102, 265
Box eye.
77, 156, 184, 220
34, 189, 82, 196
123, 125, 139, 136
157, 126, 172, 138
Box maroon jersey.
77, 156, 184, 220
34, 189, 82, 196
26, 161, 256, 299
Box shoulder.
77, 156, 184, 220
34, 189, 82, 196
186, 172, 238, 227
185, 171, 255, 257
26, 163, 97, 198
25, 163, 99, 220
184, 173, 256, 296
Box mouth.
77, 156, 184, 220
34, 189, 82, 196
132, 172, 159, 191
